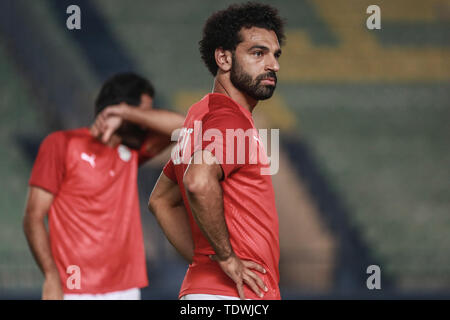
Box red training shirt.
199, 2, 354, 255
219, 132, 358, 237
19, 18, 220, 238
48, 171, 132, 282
163, 93, 280, 300
29, 127, 151, 294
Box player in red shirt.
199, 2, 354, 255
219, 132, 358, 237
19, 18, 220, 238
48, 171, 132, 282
23, 73, 184, 300
148, 3, 285, 300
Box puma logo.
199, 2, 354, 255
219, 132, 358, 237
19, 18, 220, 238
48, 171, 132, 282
81, 152, 96, 168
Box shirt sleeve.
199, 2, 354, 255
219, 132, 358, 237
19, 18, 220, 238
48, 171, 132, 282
201, 108, 254, 179
163, 159, 177, 182
29, 131, 67, 195
138, 132, 172, 166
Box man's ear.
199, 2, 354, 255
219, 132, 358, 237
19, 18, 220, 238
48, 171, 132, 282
214, 48, 232, 73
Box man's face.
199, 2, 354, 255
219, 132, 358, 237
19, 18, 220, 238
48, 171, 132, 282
118, 93, 153, 149
230, 27, 281, 101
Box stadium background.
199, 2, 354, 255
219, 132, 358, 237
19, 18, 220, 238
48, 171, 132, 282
0, 0, 448, 299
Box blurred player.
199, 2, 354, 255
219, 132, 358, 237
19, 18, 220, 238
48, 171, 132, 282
23, 72, 184, 300
149, 3, 285, 300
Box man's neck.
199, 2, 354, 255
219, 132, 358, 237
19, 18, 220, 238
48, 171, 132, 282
212, 76, 257, 114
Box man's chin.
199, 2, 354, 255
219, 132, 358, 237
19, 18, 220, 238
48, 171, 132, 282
253, 86, 276, 100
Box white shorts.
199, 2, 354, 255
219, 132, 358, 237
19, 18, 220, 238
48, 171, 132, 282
180, 294, 242, 300
64, 287, 141, 300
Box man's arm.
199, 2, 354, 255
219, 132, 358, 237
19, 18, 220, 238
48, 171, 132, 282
183, 150, 268, 299
148, 172, 194, 263
92, 104, 184, 143
108, 105, 184, 136
23, 186, 63, 300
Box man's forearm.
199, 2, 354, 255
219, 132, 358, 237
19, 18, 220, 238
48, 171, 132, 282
121, 107, 184, 136
23, 217, 59, 277
185, 178, 233, 261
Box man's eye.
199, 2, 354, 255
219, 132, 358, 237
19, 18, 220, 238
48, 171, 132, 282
253, 51, 263, 57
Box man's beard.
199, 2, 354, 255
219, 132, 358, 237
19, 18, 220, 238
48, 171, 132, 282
116, 121, 148, 150
230, 54, 277, 101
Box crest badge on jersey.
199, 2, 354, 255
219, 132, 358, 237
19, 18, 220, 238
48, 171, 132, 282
118, 145, 131, 162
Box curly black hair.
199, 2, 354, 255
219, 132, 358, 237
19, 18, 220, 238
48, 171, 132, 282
199, 2, 285, 76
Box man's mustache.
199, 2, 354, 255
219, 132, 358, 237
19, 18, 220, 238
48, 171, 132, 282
256, 71, 277, 85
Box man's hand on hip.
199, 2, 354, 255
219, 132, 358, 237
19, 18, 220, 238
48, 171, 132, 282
210, 252, 268, 300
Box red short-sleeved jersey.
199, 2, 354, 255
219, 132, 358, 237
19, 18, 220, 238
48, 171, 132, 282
163, 93, 280, 300
29, 128, 151, 294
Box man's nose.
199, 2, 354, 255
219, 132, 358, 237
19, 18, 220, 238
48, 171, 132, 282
266, 54, 280, 73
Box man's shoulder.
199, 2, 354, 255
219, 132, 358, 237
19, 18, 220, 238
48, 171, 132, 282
187, 93, 241, 115
40, 128, 93, 153
184, 94, 253, 131
207, 93, 242, 113
205, 94, 253, 128
185, 94, 211, 117
45, 127, 89, 141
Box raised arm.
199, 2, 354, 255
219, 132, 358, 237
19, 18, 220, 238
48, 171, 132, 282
109, 105, 184, 136
91, 104, 184, 145
182, 150, 267, 299
23, 186, 63, 300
